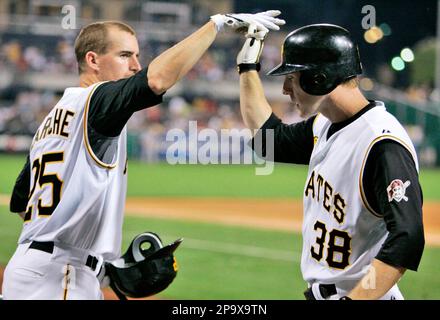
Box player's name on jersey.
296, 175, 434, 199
32, 107, 75, 147
305, 170, 346, 223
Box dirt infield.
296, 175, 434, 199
1, 195, 438, 243
125, 197, 440, 246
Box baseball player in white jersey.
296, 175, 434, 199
236, 24, 424, 299
1, 13, 285, 300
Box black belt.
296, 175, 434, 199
29, 241, 100, 272
304, 284, 337, 300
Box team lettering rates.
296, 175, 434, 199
305, 170, 346, 224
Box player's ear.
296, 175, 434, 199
85, 51, 100, 72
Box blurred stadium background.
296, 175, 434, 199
0, 0, 439, 164
0, 0, 440, 299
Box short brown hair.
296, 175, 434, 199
74, 21, 136, 74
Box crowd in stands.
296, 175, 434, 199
0, 32, 438, 166
1, 38, 77, 74
0, 32, 297, 150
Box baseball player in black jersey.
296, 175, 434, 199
3, 13, 285, 300
236, 24, 424, 299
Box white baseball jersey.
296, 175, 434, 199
301, 102, 418, 286
18, 83, 127, 261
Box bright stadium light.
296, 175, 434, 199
391, 57, 405, 71
364, 30, 377, 44
364, 26, 384, 44
400, 48, 415, 62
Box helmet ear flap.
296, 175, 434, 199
132, 232, 163, 262
121, 232, 163, 264
313, 73, 327, 85
300, 69, 338, 95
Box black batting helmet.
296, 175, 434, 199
267, 24, 362, 95
106, 232, 183, 299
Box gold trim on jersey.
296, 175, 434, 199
359, 135, 418, 218
312, 113, 321, 146
82, 82, 118, 170
63, 264, 70, 300
312, 113, 321, 132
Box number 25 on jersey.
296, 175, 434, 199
24, 151, 64, 222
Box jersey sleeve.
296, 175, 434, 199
362, 139, 424, 271
88, 67, 164, 137
252, 112, 315, 165
10, 155, 31, 213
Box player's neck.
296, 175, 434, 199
320, 86, 369, 123
79, 72, 101, 88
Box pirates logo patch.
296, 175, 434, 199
387, 179, 411, 202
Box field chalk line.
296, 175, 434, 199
165, 236, 301, 263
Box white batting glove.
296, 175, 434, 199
237, 24, 268, 74
210, 10, 285, 33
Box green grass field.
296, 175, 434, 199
1, 206, 439, 299
1, 154, 440, 199
1, 154, 439, 299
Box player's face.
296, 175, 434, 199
96, 28, 141, 81
283, 73, 325, 118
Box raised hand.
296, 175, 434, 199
210, 10, 285, 33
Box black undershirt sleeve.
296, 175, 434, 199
10, 155, 31, 213
363, 140, 424, 271
252, 113, 315, 165
88, 67, 164, 137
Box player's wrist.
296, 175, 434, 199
236, 25, 266, 74
237, 63, 261, 74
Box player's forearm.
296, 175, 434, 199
239, 71, 272, 130
147, 21, 218, 94
346, 259, 405, 300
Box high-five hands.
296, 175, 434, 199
236, 24, 269, 74
210, 10, 285, 33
